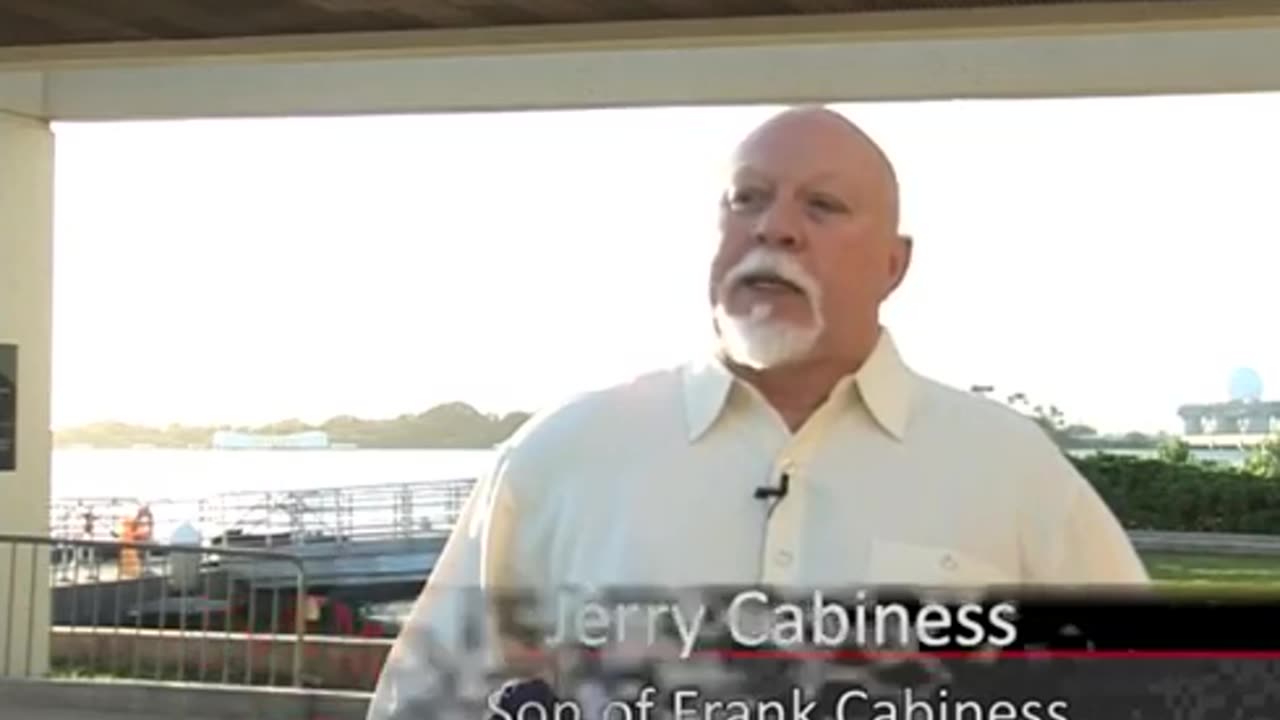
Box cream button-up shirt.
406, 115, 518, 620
368, 330, 1147, 718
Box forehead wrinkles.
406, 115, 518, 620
726, 112, 901, 228
727, 155, 891, 222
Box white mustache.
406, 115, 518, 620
721, 249, 821, 301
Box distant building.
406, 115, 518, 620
1178, 367, 1279, 443
211, 430, 330, 450
1178, 400, 1280, 436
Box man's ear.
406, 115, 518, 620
885, 234, 913, 295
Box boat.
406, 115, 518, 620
210, 430, 332, 450
47, 477, 476, 638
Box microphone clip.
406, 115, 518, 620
753, 472, 790, 500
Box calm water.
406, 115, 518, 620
51, 447, 499, 501
52, 445, 1249, 503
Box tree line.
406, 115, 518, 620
54, 402, 531, 450
60, 389, 1170, 456
57, 388, 1171, 451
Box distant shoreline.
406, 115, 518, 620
52, 402, 531, 451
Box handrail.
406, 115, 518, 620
50, 477, 479, 550
1127, 529, 1280, 556
0, 533, 309, 687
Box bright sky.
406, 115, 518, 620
48, 93, 1280, 435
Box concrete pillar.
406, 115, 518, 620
0, 110, 54, 678
1244, 410, 1270, 434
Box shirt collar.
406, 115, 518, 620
682, 329, 915, 443
681, 352, 737, 444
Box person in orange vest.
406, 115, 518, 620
117, 516, 138, 579
117, 506, 152, 579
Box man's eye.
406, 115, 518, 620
727, 188, 766, 209
809, 196, 847, 213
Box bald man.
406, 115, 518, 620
366, 107, 1147, 719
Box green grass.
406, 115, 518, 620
1143, 551, 1280, 596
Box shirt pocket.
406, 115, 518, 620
866, 539, 1014, 587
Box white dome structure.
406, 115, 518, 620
1229, 367, 1264, 403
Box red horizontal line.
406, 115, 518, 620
679, 649, 1280, 661
519, 648, 1280, 663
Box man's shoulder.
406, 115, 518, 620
910, 376, 1089, 494
499, 364, 685, 459
912, 376, 1056, 448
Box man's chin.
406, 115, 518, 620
728, 351, 806, 372
714, 313, 821, 371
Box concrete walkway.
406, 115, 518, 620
0, 678, 371, 720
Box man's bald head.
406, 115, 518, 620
731, 106, 901, 233
709, 105, 913, 373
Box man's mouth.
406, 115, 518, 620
737, 272, 805, 295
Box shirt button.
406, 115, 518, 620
774, 550, 793, 567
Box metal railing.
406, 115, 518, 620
196, 479, 474, 547
0, 533, 309, 688
50, 496, 181, 542
51, 478, 477, 551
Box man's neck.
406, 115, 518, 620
729, 337, 880, 433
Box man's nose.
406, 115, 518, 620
752, 200, 805, 251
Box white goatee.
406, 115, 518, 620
713, 248, 824, 370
